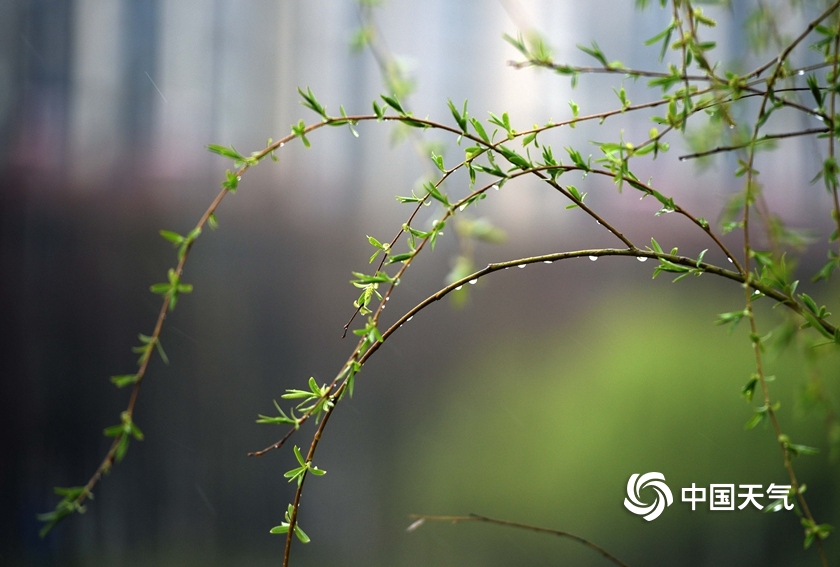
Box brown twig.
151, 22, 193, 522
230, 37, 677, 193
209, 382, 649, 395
407, 513, 631, 567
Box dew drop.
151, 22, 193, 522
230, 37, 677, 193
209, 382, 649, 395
385, 296, 390, 301
637, 256, 648, 262
236, 176, 242, 181
589, 255, 598, 261
459, 203, 467, 211
727, 257, 734, 263
753, 289, 761, 295
492, 184, 500, 191
729, 124, 735, 129
455, 285, 463, 291
543, 260, 553, 264
518, 264, 526, 269
407, 316, 413, 322
469, 279, 478, 285
797, 69, 805, 76
595, 220, 601, 225
279, 142, 285, 147
679, 156, 687, 162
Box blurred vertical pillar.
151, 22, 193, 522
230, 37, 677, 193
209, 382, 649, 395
153, 0, 215, 178
69, 0, 126, 185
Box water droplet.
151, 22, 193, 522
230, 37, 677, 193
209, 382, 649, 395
729, 124, 735, 129
753, 289, 761, 295
816, 115, 824, 122
492, 184, 500, 191
504, 267, 510, 270
595, 220, 601, 225
798, 69, 805, 76
407, 316, 413, 322
589, 255, 598, 261
637, 256, 648, 262
381, 304, 385, 310
727, 257, 734, 263
236, 176, 242, 181
518, 264, 526, 269
385, 296, 390, 301
455, 285, 463, 291
459, 203, 467, 211
469, 279, 478, 285
679, 156, 687, 162
543, 260, 553, 264
279, 142, 285, 148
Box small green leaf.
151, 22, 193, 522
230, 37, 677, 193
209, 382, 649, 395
110, 374, 139, 388
206, 144, 245, 161
159, 230, 185, 245
381, 94, 405, 114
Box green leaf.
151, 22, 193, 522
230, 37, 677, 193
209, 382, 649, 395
745, 410, 765, 429
431, 152, 446, 172
159, 230, 185, 245
269, 525, 289, 535
381, 94, 404, 114
206, 144, 245, 161
577, 41, 609, 67
742, 375, 758, 402
470, 118, 489, 142
293, 445, 306, 467
716, 310, 749, 332
298, 86, 328, 119
294, 523, 311, 543
447, 98, 468, 132
110, 374, 139, 388
222, 169, 239, 193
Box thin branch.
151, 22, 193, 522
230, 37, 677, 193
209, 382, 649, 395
748, 0, 840, 79
508, 58, 709, 81
408, 513, 631, 567
740, 7, 834, 563
678, 128, 830, 160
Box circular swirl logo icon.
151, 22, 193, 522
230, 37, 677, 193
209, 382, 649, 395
624, 472, 674, 521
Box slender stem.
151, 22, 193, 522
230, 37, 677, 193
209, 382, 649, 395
748, 1, 840, 79
408, 513, 631, 567
740, 9, 835, 563
678, 128, 830, 161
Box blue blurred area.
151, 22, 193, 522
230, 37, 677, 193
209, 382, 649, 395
1, 1, 839, 565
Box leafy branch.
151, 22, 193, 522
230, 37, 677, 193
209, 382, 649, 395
41, 2, 840, 566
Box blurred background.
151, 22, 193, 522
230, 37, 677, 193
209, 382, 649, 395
1, 0, 839, 565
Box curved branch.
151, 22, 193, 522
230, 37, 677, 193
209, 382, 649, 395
678, 128, 830, 160
408, 513, 631, 567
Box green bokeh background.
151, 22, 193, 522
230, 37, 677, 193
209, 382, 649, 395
385, 290, 839, 566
